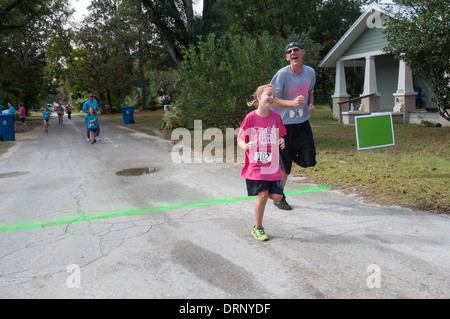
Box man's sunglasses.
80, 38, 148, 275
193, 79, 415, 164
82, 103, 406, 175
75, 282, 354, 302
286, 48, 300, 55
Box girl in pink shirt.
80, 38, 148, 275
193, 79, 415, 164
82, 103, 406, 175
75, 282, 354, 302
19, 104, 28, 131
238, 84, 286, 241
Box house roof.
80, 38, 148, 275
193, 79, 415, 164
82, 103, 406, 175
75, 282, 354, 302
319, 4, 395, 68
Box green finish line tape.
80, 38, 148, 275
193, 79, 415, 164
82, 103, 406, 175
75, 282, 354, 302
0, 186, 330, 233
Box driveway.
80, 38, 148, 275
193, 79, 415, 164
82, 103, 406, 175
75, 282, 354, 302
0, 114, 449, 299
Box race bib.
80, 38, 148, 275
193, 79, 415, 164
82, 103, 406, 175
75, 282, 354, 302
255, 152, 272, 163
289, 108, 303, 118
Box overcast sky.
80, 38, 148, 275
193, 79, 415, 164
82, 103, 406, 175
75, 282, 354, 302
69, 0, 90, 22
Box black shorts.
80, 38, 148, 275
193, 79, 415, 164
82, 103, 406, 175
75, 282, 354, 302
246, 179, 284, 196
280, 121, 316, 175
20, 118, 25, 123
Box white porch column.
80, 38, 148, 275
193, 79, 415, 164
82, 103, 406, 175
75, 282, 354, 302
331, 60, 350, 120
361, 56, 380, 112
363, 56, 378, 95
333, 60, 349, 96
395, 60, 415, 94
394, 60, 417, 123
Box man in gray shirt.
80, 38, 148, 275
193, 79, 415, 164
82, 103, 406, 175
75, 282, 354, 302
270, 42, 317, 210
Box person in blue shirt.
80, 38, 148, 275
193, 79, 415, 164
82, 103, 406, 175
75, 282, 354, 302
82, 93, 101, 141
7, 102, 17, 115
84, 107, 98, 144
7, 102, 18, 131
42, 106, 52, 133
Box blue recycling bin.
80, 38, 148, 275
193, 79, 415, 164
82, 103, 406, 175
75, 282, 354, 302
121, 106, 135, 125
0, 114, 15, 141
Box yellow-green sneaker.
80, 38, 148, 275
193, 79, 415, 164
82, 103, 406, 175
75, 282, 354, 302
252, 226, 269, 241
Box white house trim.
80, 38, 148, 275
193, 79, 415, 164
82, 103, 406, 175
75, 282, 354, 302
339, 50, 385, 62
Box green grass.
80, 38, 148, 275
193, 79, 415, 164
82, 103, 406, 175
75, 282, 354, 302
0, 141, 14, 153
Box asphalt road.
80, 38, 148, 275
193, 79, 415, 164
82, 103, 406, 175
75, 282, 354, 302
0, 113, 449, 299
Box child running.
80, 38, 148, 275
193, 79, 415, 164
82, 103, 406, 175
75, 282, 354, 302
56, 104, 64, 125
42, 106, 51, 133
237, 84, 287, 241
19, 104, 28, 131
85, 107, 98, 144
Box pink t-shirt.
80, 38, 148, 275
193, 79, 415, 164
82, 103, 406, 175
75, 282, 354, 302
19, 106, 26, 118
238, 110, 287, 181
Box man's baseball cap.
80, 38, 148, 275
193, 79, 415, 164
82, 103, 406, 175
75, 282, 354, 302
88, 93, 94, 97
285, 42, 303, 54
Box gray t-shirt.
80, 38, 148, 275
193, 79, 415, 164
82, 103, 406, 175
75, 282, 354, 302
270, 65, 316, 124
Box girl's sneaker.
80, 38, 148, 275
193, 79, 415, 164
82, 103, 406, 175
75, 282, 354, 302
252, 226, 269, 241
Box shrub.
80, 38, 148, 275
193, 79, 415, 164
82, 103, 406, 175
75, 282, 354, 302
171, 32, 285, 129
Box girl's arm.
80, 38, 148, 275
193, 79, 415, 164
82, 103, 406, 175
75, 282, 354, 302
238, 140, 256, 150
278, 137, 285, 150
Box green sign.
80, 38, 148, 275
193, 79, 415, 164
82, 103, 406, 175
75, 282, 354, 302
355, 113, 395, 150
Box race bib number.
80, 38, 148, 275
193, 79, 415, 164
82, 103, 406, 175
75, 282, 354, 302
289, 108, 303, 118
255, 152, 272, 163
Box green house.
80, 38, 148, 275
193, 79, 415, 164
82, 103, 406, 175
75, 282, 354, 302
319, 4, 445, 126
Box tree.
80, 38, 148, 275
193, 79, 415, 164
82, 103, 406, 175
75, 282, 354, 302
383, 0, 450, 121
141, 0, 218, 66
0, 0, 71, 107
66, 0, 138, 108
121, 0, 157, 110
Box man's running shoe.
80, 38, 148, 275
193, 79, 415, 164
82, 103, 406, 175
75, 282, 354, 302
273, 195, 292, 210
